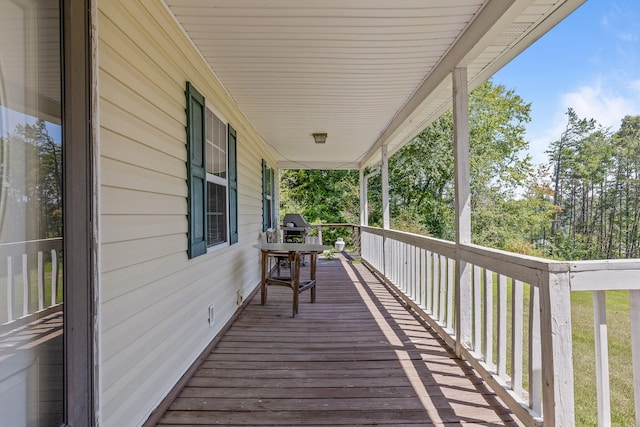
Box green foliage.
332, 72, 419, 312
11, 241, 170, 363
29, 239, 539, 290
387, 80, 534, 245
280, 169, 359, 224
1, 119, 63, 240
547, 110, 640, 259
280, 169, 358, 245
388, 113, 455, 238
468, 80, 532, 196
322, 249, 336, 260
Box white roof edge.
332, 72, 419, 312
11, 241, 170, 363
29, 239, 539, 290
279, 161, 361, 170
359, 0, 587, 170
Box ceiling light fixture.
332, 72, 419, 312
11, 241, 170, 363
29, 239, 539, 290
312, 132, 327, 144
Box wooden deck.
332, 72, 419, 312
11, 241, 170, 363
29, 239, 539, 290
155, 254, 521, 426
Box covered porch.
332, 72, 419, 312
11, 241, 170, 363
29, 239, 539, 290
152, 252, 519, 426
4, 0, 640, 426
146, 222, 640, 426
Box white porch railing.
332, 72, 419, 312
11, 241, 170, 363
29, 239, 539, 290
0, 238, 63, 332
359, 226, 640, 427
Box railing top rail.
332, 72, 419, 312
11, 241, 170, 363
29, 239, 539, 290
461, 243, 568, 271
360, 226, 564, 274
0, 237, 63, 247
357, 225, 640, 288
0, 237, 63, 258
360, 225, 456, 255
570, 258, 640, 272
569, 259, 640, 291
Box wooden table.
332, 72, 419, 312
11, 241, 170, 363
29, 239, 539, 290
258, 243, 329, 317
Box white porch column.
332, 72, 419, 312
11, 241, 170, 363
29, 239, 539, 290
453, 67, 472, 355
540, 268, 575, 426
275, 167, 281, 233
359, 168, 367, 226
381, 145, 390, 229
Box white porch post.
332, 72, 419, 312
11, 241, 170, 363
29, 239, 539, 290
275, 168, 281, 237
453, 67, 472, 355
381, 145, 390, 229
540, 268, 575, 426
359, 168, 367, 226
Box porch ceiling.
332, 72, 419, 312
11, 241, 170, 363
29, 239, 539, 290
164, 0, 584, 170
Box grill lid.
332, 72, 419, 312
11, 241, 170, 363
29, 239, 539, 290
282, 213, 310, 229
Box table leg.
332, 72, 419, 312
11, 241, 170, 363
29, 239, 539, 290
261, 250, 267, 305
310, 252, 317, 303
292, 252, 300, 317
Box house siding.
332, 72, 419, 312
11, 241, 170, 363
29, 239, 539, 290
97, 1, 277, 425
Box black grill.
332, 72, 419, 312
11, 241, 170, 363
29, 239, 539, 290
281, 213, 311, 243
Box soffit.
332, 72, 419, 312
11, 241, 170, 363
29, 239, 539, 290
164, 0, 585, 169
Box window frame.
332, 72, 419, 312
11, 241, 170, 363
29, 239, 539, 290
186, 82, 238, 259
262, 159, 275, 232
205, 106, 230, 251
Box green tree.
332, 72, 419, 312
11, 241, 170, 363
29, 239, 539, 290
387, 80, 533, 248
388, 115, 454, 238
547, 109, 597, 238
1, 119, 62, 240
545, 111, 640, 259
280, 169, 359, 244
610, 115, 640, 257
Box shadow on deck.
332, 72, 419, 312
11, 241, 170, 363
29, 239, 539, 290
155, 253, 520, 426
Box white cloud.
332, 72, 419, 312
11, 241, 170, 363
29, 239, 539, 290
561, 81, 640, 130
525, 78, 640, 166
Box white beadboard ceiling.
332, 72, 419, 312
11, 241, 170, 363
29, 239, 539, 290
164, 0, 585, 170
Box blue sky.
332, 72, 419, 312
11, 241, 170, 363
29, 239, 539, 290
492, 0, 640, 166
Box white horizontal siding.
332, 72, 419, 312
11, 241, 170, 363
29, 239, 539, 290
97, 0, 276, 426
101, 214, 186, 245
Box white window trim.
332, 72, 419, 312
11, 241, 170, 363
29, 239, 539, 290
266, 167, 273, 229
205, 106, 230, 252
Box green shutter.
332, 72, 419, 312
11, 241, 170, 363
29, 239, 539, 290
186, 82, 207, 258
262, 159, 268, 232
228, 125, 238, 244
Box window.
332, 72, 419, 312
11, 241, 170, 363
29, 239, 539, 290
206, 109, 227, 246
262, 160, 275, 231
186, 82, 238, 258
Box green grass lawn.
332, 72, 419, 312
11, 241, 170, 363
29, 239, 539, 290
571, 290, 635, 426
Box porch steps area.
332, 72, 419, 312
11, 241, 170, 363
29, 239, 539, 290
154, 254, 520, 426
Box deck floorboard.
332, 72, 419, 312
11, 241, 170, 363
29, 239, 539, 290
155, 254, 520, 426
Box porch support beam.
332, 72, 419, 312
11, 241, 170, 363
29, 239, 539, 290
453, 67, 472, 355
360, 168, 366, 226
275, 167, 281, 240
361, 167, 380, 227
381, 145, 390, 229
540, 268, 575, 426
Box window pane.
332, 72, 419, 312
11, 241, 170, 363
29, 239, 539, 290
205, 107, 228, 246
0, 1, 64, 425
266, 199, 272, 229
207, 182, 227, 246
205, 109, 226, 179
205, 108, 215, 174
265, 168, 271, 196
